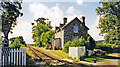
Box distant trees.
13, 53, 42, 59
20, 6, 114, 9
9, 36, 26, 48
96, 2, 120, 44
32, 17, 54, 47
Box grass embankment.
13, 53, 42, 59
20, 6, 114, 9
49, 50, 69, 59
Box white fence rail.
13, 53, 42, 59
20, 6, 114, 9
0, 48, 26, 66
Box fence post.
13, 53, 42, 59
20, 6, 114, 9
11, 49, 13, 65
8, 54, 10, 64
22, 49, 24, 65
0, 49, 1, 66
24, 48, 26, 65
2, 55, 4, 66
19, 49, 21, 65
16, 48, 18, 65
14, 49, 16, 65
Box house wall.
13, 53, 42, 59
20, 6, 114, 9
52, 38, 61, 49
64, 19, 88, 44
55, 30, 64, 48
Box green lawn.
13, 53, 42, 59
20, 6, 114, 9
80, 55, 105, 62
49, 50, 69, 59
107, 53, 119, 55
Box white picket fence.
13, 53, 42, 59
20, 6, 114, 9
0, 48, 26, 66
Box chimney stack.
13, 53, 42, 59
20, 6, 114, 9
80, 16, 85, 25
63, 17, 67, 25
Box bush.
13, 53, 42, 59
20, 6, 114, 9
9, 39, 22, 49
63, 37, 87, 53
71, 37, 86, 47
63, 41, 71, 53
96, 42, 120, 49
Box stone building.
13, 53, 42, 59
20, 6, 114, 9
52, 16, 89, 49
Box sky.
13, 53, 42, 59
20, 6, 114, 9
8, 0, 104, 44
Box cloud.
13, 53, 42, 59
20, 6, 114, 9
65, 6, 84, 22
77, 0, 83, 5
88, 16, 104, 41
29, 3, 64, 28
9, 20, 34, 44
66, 6, 75, 14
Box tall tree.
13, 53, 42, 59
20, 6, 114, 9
96, 2, 120, 44
32, 17, 52, 46
0, 1, 23, 33
41, 30, 55, 47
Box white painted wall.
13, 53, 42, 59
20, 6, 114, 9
69, 46, 86, 59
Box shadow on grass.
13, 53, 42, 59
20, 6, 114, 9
96, 54, 120, 59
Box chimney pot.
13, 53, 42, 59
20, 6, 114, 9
63, 17, 67, 25
80, 16, 85, 25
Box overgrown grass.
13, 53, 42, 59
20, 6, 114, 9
49, 50, 69, 59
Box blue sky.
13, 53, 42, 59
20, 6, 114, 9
9, 0, 104, 44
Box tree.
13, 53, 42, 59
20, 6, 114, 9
9, 38, 23, 48
10, 36, 26, 46
0, 1, 23, 33
96, 2, 120, 44
41, 30, 55, 47
32, 17, 53, 46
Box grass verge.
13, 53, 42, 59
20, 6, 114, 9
49, 50, 69, 59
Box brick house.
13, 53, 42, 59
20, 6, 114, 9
52, 16, 89, 49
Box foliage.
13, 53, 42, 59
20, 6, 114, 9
32, 17, 53, 47
9, 36, 26, 48
88, 36, 96, 50
9, 38, 22, 48
40, 30, 55, 47
96, 2, 120, 44
0, 1, 23, 33
96, 42, 120, 49
63, 37, 87, 53
63, 41, 71, 53
71, 37, 86, 47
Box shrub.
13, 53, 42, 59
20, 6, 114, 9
96, 42, 120, 49
63, 41, 71, 53
9, 39, 22, 49
63, 36, 87, 53
71, 37, 86, 47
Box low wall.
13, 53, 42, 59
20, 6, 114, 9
69, 46, 86, 59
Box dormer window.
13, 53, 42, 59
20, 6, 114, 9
74, 25, 78, 33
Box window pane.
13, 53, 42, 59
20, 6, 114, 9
74, 27, 78, 33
